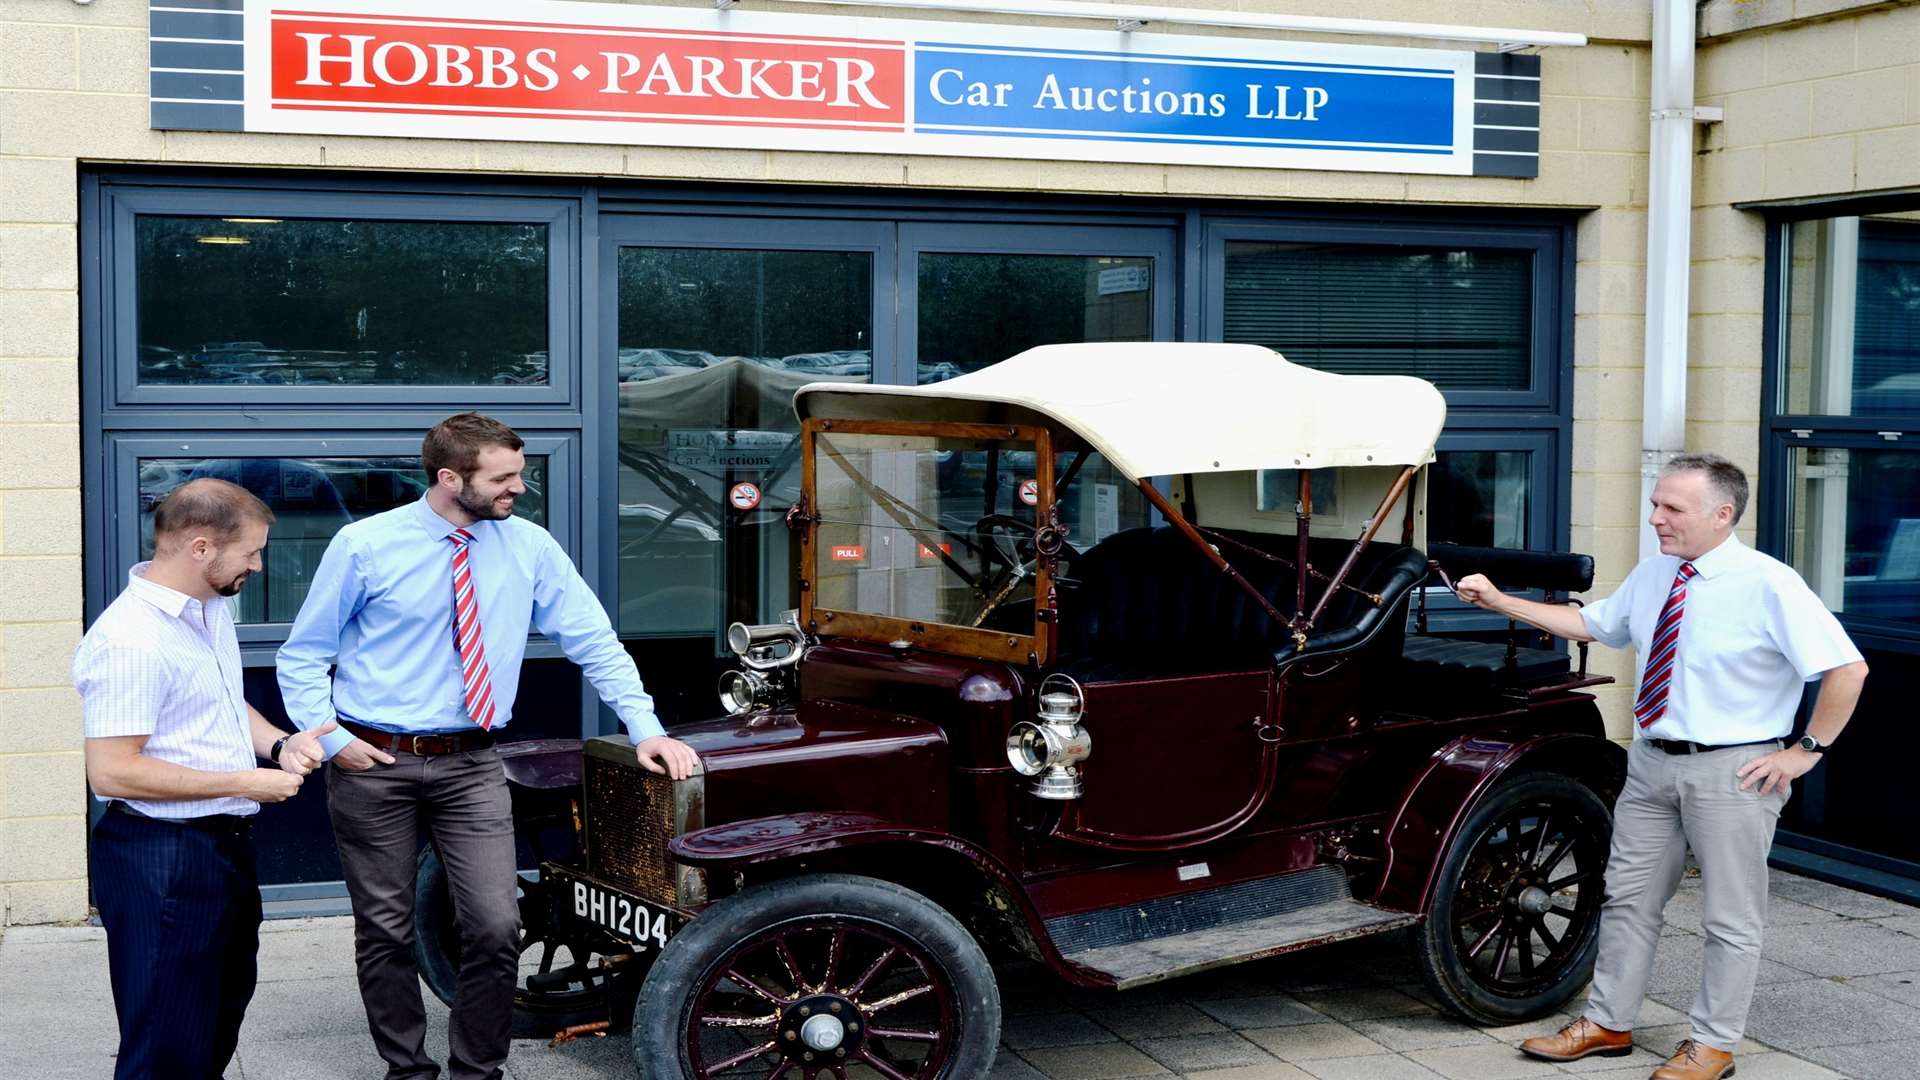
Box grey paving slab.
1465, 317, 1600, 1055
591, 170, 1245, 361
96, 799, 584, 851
1401, 1042, 1565, 1079
989, 1050, 1052, 1079
1769, 873, 1920, 919
254, 916, 360, 983
239, 974, 385, 1039
1632, 1023, 1773, 1058
1347, 1013, 1497, 1052
1794, 1036, 1920, 1080
1135, 1032, 1275, 1072
1847, 970, 1920, 1009
1182, 1062, 1317, 1080
1872, 914, 1920, 938
236, 1033, 392, 1079
1294, 1054, 1446, 1080
1552, 1044, 1670, 1073
1085, 1002, 1229, 1039
1289, 986, 1431, 1021
1240, 1022, 1392, 1062
1759, 916, 1920, 978
1003, 1010, 1123, 1050
1744, 977, 1920, 1050
1709, 1052, 1844, 1078
1021, 1041, 1173, 1078
1189, 994, 1327, 1029
502, 1033, 637, 1080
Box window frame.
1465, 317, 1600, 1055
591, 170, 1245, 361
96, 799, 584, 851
1758, 209, 1920, 650
94, 184, 579, 409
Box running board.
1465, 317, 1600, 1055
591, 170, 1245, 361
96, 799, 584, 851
1044, 865, 1419, 990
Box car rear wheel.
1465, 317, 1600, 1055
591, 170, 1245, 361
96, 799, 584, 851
1414, 773, 1611, 1025
632, 873, 1001, 1079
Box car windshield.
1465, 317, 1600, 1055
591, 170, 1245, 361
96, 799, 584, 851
813, 430, 1043, 633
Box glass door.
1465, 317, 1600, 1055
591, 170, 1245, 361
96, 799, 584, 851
901, 223, 1177, 548
601, 216, 893, 676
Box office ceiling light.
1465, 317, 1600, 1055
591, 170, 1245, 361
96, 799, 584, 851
745, 0, 1587, 49
196, 236, 252, 245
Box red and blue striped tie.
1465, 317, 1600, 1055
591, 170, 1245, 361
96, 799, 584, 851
1634, 561, 1698, 729
447, 528, 497, 731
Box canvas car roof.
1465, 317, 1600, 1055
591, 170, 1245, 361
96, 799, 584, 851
794, 342, 1446, 481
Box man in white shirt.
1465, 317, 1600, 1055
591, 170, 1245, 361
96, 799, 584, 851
75, 478, 337, 1080
1456, 454, 1867, 1080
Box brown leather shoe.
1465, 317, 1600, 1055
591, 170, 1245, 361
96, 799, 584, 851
1650, 1039, 1735, 1079
1518, 1016, 1634, 1061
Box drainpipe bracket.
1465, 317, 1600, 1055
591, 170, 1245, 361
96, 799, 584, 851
1650, 106, 1722, 123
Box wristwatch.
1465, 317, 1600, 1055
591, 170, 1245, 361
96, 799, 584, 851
1797, 734, 1826, 754
270, 735, 290, 763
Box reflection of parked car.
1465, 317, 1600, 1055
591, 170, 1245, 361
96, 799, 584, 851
776, 350, 872, 377
425, 344, 1625, 1076
919, 360, 966, 383
618, 348, 716, 382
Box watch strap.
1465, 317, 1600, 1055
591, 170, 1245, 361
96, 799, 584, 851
270, 735, 289, 763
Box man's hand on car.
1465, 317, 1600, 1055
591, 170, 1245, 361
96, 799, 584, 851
1454, 572, 1506, 611
636, 735, 700, 780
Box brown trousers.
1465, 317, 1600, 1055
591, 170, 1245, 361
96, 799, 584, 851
327, 747, 520, 1080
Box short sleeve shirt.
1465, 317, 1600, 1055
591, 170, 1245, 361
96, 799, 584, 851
1581, 536, 1862, 744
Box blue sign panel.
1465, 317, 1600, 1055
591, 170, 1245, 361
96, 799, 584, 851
914, 44, 1456, 155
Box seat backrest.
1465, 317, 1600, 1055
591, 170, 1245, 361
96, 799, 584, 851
1058, 527, 1425, 669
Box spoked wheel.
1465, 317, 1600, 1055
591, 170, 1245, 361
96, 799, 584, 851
413, 846, 637, 1037
1415, 773, 1612, 1024
634, 874, 1000, 1080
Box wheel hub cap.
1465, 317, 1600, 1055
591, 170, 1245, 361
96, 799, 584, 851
800, 1013, 845, 1051
1516, 885, 1552, 915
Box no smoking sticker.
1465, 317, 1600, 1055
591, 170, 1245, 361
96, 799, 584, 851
1017, 478, 1040, 506
728, 481, 762, 511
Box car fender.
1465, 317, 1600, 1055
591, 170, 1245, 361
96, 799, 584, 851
1372, 728, 1625, 914
670, 811, 1112, 987
496, 738, 585, 790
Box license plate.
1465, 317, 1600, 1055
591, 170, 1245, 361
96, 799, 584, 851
549, 868, 679, 953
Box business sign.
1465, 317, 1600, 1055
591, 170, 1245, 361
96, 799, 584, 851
148, 1, 1540, 176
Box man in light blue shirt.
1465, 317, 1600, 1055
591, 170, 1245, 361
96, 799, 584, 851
279, 413, 697, 1080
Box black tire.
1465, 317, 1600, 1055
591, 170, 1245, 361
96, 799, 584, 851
1415, 773, 1612, 1025
413, 845, 635, 1038
633, 873, 1001, 1079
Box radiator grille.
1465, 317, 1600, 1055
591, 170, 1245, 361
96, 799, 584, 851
583, 737, 705, 906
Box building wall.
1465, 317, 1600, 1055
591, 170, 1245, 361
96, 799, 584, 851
0, 0, 1674, 923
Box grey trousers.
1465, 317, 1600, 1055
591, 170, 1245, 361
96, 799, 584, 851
1583, 736, 1790, 1051
328, 748, 521, 1080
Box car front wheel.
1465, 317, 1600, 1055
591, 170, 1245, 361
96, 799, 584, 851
1414, 773, 1612, 1025
632, 873, 1001, 1079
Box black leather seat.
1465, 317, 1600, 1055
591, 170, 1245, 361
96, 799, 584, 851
1054, 527, 1428, 682
1399, 635, 1570, 693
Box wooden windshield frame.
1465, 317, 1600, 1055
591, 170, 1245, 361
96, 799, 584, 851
799, 417, 1054, 666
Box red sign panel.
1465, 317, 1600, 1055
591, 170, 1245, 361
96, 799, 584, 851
268, 10, 908, 130
916, 542, 953, 560
830, 545, 866, 561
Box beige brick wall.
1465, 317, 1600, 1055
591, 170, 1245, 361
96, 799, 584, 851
36, 0, 1910, 918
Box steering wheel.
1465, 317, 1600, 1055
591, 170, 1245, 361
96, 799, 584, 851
968, 514, 1083, 625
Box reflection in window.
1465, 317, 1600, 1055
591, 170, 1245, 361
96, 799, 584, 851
135, 216, 548, 386
916, 254, 1152, 383
1255, 469, 1337, 516
138, 456, 547, 623
1429, 450, 1530, 549
1786, 447, 1920, 624
614, 247, 871, 639
1782, 215, 1920, 418
1224, 243, 1532, 391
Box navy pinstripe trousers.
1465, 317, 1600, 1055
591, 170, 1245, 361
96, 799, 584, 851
91, 805, 261, 1080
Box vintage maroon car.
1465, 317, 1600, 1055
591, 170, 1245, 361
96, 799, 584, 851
415, 343, 1622, 1078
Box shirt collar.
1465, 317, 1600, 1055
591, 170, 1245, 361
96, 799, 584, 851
125, 562, 199, 620
413, 494, 477, 543
1684, 534, 1745, 579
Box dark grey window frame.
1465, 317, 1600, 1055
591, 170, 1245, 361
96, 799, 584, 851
96, 185, 579, 409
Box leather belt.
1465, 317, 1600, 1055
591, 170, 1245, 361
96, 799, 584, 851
108, 800, 253, 836
1646, 737, 1782, 756
341, 719, 494, 756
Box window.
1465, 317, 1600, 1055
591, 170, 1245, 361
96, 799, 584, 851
1781, 214, 1920, 418
916, 253, 1153, 382
136, 455, 549, 624
135, 216, 550, 386
1223, 242, 1533, 392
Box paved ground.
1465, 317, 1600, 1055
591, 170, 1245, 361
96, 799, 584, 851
4, 868, 1918, 1079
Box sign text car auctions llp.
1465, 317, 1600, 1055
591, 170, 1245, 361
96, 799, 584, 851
149, 1, 1542, 176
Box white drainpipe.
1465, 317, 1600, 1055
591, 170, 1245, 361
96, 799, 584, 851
1639, 0, 1699, 559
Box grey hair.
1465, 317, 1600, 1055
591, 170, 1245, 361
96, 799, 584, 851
1661, 453, 1749, 525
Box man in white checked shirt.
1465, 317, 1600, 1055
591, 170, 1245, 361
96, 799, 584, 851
279, 413, 697, 1080
1456, 454, 1868, 1080
75, 478, 337, 1080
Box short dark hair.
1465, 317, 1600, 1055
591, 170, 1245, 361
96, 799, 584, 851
422, 413, 524, 485
1662, 453, 1749, 525
152, 478, 274, 547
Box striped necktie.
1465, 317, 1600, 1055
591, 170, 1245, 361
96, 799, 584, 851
1633, 561, 1698, 730
447, 528, 497, 731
